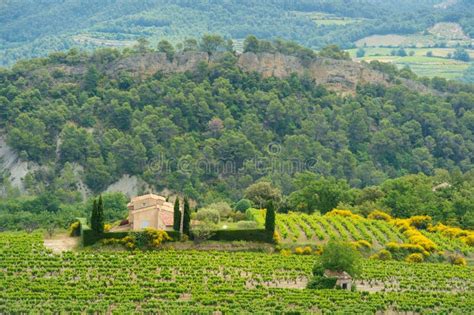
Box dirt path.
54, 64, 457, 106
44, 234, 80, 253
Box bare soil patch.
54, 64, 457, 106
44, 234, 80, 253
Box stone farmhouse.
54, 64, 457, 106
324, 270, 353, 290
127, 194, 175, 231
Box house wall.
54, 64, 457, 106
128, 195, 174, 231
336, 279, 352, 290
135, 198, 161, 210
131, 209, 159, 230
161, 202, 173, 212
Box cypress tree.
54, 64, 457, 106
97, 195, 105, 234
183, 197, 191, 235
173, 198, 181, 232
265, 201, 276, 234
90, 199, 98, 232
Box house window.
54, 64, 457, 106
141, 220, 150, 229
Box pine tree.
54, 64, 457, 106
90, 199, 98, 232
265, 201, 276, 233
173, 198, 181, 232
97, 195, 105, 234
183, 197, 191, 235
84, 65, 99, 95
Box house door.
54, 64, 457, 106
342, 283, 347, 290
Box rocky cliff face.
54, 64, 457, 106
0, 136, 32, 194
237, 52, 389, 91
107, 51, 211, 80
105, 51, 430, 93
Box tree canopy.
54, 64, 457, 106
0, 36, 473, 230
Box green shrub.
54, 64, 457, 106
320, 240, 361, 277
236, 220, 258, 229
103, 232, 129, 240
307, 276, 337, 289
312, 261, 325, 276
207, 202, 233, 218
229, 211, 247, 222
196, 208, 220, 223
235, 199, 252, 212
209, 229, 273, 243
77, 218, 101, 246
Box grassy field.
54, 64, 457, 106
291, 11, 366, 26
1, 232, 474, 313
355, 23, 473, 48
347, 47, 473, 79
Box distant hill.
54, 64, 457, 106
1, 0, 473, 66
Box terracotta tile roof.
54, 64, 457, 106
160, 210, 174, 227
131, 194, 166, 202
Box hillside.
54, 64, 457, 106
0, 37, 473, 232
1, 0, 474, 66
16, 50, 423, 93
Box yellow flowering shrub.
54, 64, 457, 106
351, 240, 372, 251
408, 215, 432, 229
449, 255, 467, 266
325, 209, 363, 220
370, 249, 392, 261
273, 231, 281, 244
104, 224, 112, 232
101, 229, 171, 250
294, 246, 312, 255
69, 221, 81, 237
392, 218, 411, 231
367, 210, 392, 221
280, 249, 291, 256
122, 236, 136, 250
392, 218, 437, 252
302, 246, 312, 255
406, 253, 424, 263
428, 223, 474, 247
386, 242, 429, 257
403, 229, 437, 252
144, 228, 172, 248
463, 234, 474, 246
356, 240, 372, 249
294, 247, 304, 255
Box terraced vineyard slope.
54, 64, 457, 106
1, 232, 473, 313
251, 209, 473, 257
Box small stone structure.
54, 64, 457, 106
127, 194, 175, 231
324, 270, 353, 290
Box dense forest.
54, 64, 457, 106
0, 36, 473, 231
1, 0, 474, 66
